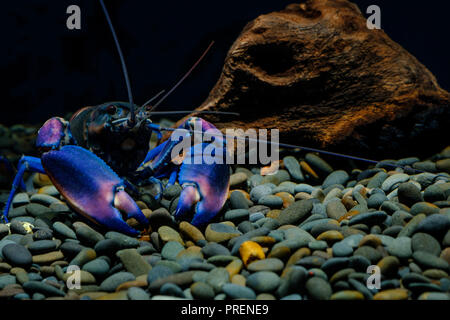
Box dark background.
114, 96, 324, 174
1, 0, 449, 126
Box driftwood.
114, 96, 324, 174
178, 0, 449, 159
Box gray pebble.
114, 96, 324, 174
127, 287, 150, 300
222, 283, 256, 299
100, 272, 136, 292
247, 271, 280, 293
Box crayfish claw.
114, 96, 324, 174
175, 143, 230, 227
114, 187, 149, 227
41, 145, 147, 236
174, 184, 200, 220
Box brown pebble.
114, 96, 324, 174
50, 260, 69, 267
377, 256, 400, 277
0, 284, 25, 298
317, 230, 344, 243
330, 268, 355, 284
205, 223, 240, 243
312, 250, 332, 260
158, 226, 184, 245
0, 262, 12, 273
374, 289, 409, 300
256, 293, 276, 300
136, 201, 149, 210
249, 236, 276, 247
440, 247, 450, 265
286, 248, 311, 267
32, 251, 65, 264
179, 221, 205, 243
96, 291, 129, 300
40, 266, 55, 278
359, 234, 382, 248
331, 290, 365, 300
294, 192, 313, 200
342, 196, 358, 210
268, 246, 291, 261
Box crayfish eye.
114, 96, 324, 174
106, 105, 117, 115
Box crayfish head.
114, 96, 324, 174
89, 102, 134, 133
79, 102, 152, 176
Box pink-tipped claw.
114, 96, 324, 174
41, 145, 148, 236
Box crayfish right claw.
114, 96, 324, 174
174, 142, 230, 227
41, 145, 148, 236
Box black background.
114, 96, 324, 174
1, 0, 449, 126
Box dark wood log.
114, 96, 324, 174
178, 0, 449, 159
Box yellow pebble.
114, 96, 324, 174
115, 278, 148, 292
317, 230, 344, 242
37, 185, 59, 195
226, 259, 243, 278
277, 224, 298, 231
96, 291, 128, 300
221, 221, 236, 228
231, 274, 246, 286
136, 201, 148, 210
300, 161, 319, 179
33, 173, 53, 187
185, 240, 195, 247
374, 289, 409, 300
275, 192, 295, 208
239, 241, 265, 267
331, 290, 365, 300
338, 210, 360, 223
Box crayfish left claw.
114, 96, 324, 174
41, 145, 148, 236
114, 187, 149, 226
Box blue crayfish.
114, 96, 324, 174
1, 1, 230, 236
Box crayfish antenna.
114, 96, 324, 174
99, 0, 135, 125
149, 41, 215, 112
155, 126, 437, 174
147, 110, 241, 116
140, 90, 166, 110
